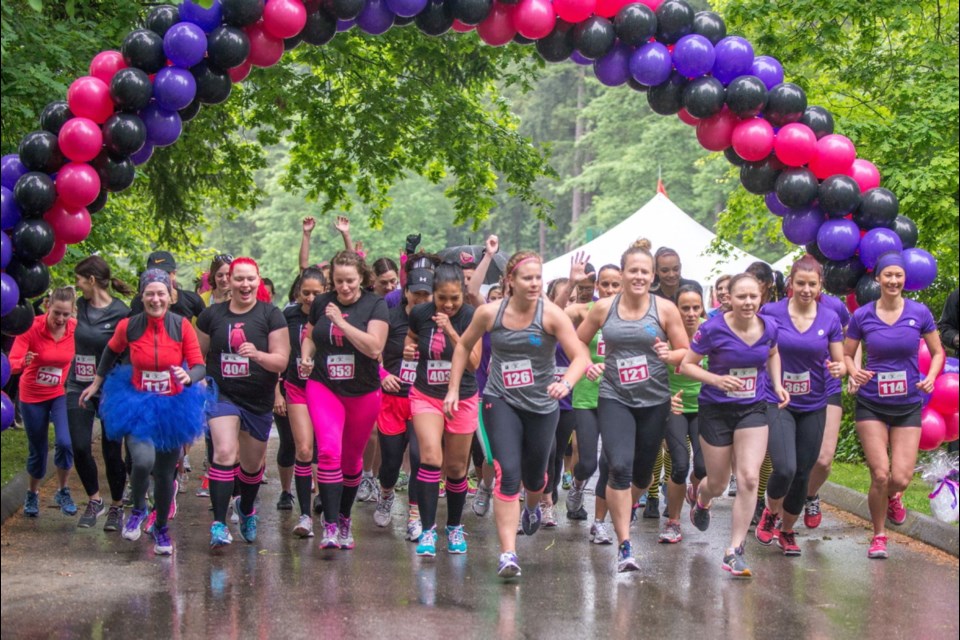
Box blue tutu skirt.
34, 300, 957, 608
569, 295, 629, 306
101, 365, 212, 450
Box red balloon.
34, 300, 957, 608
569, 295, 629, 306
513, 0, 557, 40
595, 0, 631, 18
89, 51, 127, 86
809, 133, 856, 179
731, 118, 775, 162
476, 2, 517, 47
845, 292, 859, 313
773, 122, 817, 167
554, 0, 596, 23
246, 22, 285, 68
696, 108, 739, 152
55, 163, 101, 209
263, 0, 308, 39
41, 239, 68, 267
451, 20, 476, 32
58, 117, 104, 163
67, 76, 115, 124
929, 373, 960, 417
919, 407, 946, 451
229, 60, 253, 83
944, 412, 959, 443
677, 108, 699, 127
918, 339, 932, 376
43, 201, 92, 245
847, 158, 881, 192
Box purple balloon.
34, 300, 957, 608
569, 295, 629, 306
153, 67, 198, 112
1, 353, 9, 387
385, 0, 428, 17
1, 271, 19, 317
764, 192, 795, 217
751, 55, 784, 91
1, 186, 22, 231
629, 42, 672, 86
902, 247, 937, 291
1, 391, 13, 431
711, 36, 754, 85
337, 19, 356, 32
859, 228, 902, 271
179, 0, 223, 33
163, 21, 208, 68
1, 230, 10, 269
817, 218, 861, 261
570, 50, 592, 66
1, 155, 28, 191
131, 142, 155, 166
140, 104, 183, 148
594, 44, 632, 87
945, 356, 959, 374
356, 0, 395, 35
672, 34, 715, 78
782, 206, 824, 246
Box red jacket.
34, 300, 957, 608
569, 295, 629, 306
107, 314, 203, 395
9, 314, 77, 403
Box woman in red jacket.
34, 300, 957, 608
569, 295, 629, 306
9, 286, 78, 518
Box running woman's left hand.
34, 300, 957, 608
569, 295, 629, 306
653, 337, 670, 361
917, 376, 936, 394
774, 385, 790, 409
170, 365, 191, 386
547, 381, 571, 400
825, 358, 844, 379
443, 389, 460, 418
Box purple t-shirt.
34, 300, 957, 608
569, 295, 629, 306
690, 312, 779, 405
385, 288, 403, 309
760, 299, 843, 412
555, 345, 572, 412
476, 332, 492, 395
846, 299, 936, 405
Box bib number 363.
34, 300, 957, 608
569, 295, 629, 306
782, 371, 810, 396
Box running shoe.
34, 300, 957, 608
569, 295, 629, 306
658, 520, 683, 544
293, 514, 315, 538
867, 534, 889, 559
887, 493, 907, 525
374, 491, 395, 528
416, 526, 437, 557
183, 455, 192, 472
104, 505, 123, 532
260, 471, 269, 485
229, 499, 240, 524
122, 484, 133, 506
77, 499, 105, 528
561, 471, 573, 491
567, 506, 588, 521
617, 541, 640, 573
727, 475, 738, 497
395, 470, 409, 492
319, 519, 339, 549
276, 491, 295, 511
497, 552, 521, 579
755, 508, 780, 546
195, 475, 210, 498
55, 487, 78, 516
803, 495, 822, 529
177, 472, 188, 493
473, 481, 492, 517
312, 494, 323, 515
210, 521, 233, 548
153, 525, 173, 556
565, 480, 585, 514
234, 497, 258, 543
685, 483, 698, 508
690, 499, 711, 532
357, 475, 378, 503
751, 499, 765, 527
590, 520, 614, 545
638, 490, 648, 507
643, 497, 661, 519
722, 545, 752, 577
521, 504, 542, 536
467, 477, 478, 496
541, 503, 558, 528
446, 525, 467, 554
122, 508, 147, 541
337, 515, 355, 550
438, 480, 446, 499
777, 529, 801, 556
23, 491, 39, 518
406, 517, 423, 542
144, 510, 157, 535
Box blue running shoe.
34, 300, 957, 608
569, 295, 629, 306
416, 526, 437, 557
521, 504, 542, 536
446, 525, 467, 554
497, 552, 521, 579
234, 497, 258, 543
55, 487, 78, 516
23, 491, 40, 518
210, 521, 233, 549
122, 508, 147, 541
617, 541, 639, 573
153, 525, 173, 556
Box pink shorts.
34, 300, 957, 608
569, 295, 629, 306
409, 387, 479, 435
284, 380, 308, 406
378, 394, 412, 436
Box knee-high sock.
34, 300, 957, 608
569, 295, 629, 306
294, 460, 313, 516
340, 472, 362, 519
445, 475, 468, 527
417, 464, 442, 530
238, 466, 264, 516
209, 462, 238, 523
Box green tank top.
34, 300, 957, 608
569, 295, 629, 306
572, 304, 605, 409
668, 321, 704, 413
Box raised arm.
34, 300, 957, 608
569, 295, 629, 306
299, 216, 316, 273
467, 235, 498, 307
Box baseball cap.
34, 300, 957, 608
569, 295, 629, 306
407, 268, 434, 293
146, 250, 177, 273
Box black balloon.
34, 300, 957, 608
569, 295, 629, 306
91, 151, 135, 193
725, 75, 767, 119
854, 273, 881, 306
614, 4, 657, 47
655, 0, 694, 44
208, 26, 251, 71
6, 258, 50, 299
1, 300, 35, 337
191, 62, 233, 105
646, 72, 687, 115
691, 10, 725, 45
416, 0, 454, 36
765, 82, 807, 128
87, 189, 109, 215
394, 15, 417, 27
449, 0, 492, 25
11, 219, 55, 262
805, 240, 828, 263
284, 33, 304, 50
102, 113, 147, 157
681, 76, 725, 119
302, 7, 338, 44
853, 187, 898, 230
121, 29, 167, 74
18, 131, 64, 174
223, 0, 265, 26
145, 4, 181, 37
740, 155, 784, 195
823, 258, 866, 296
818, 175, 861, 217
890, 214, 918, 249
724, 146, 747, 167
800, 105, 834, 140
179, 100, 202, 122
775, 168, 819, 209
40, 101, 74, 136
110, 68, 154, 112
512, 33, 535, 45
626, 77, 649, 93
13, 172, 57, 217
573, 16, 615, 60
536, 20, 575, 62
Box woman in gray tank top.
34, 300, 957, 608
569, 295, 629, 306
577, 239, 689, 573
445, 251, 590, 580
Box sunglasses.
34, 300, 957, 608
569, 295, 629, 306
214, 254, 234, 264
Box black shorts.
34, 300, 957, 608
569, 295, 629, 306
826, 392, 842, 407
698, 401, 768, 447
207, 399, 274, 442
855, 397, 922, 428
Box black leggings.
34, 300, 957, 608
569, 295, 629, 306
597, 398, 671, 491
768, 406, 826, 516
378, 422, 421, 499
483, 396, 559, 498
66, 391, 126, 502
275, 410, 318, 468
573, 407, 601, 483
547, 409, 577, 503
127, 437, 180, 528
665, 412, 705, 484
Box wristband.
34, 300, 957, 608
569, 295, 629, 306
561, 379, 572, 392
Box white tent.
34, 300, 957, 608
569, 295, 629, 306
543, 192, 785, 292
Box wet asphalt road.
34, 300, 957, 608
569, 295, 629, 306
2, 436, 958, 640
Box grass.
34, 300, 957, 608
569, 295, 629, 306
1, 424, 55, 487
829, 461, 933, 517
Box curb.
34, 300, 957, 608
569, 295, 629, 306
0, 466, 55, 526
821, 481, 959, 557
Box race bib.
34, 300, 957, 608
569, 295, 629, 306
36, 366, 63, 387
554, 366, 568, 384
142, 370, 172, 395
727, 367, 758, 399
782, 371, 810, 396
617, 356, 649, 386
877, 370, 908, 398
74, 355, 96, 383
399, 359, 418, 385
501, 359, 534, 389
221, 353, 250, 378
426, 360, 451, 385
295, 357, 308, 381
327, 354, 355, 381
596, 332, 606, 357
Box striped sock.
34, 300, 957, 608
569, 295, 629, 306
208, 463, 238, 523
445, 476, 469, 527
237, 466, 264, 516
340, 472, 362, 518
316, 467, 343, 524
294, 461, 313, 516
416, 464, 442, 530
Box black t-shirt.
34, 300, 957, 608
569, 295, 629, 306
130, 286, 206, 322
309, 291, 389, 397
652, 277, 703, 303
197, 301, 286, 413
409, 302, 477, 400
67, 297, 130, 393
383, 304, 414, 398
283, 305, 310, 389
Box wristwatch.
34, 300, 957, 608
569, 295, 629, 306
561, 379, 573, 392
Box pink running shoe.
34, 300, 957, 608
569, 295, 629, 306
868, 534, 888, 559
886, 493, 907, 525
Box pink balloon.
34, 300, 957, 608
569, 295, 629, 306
476, 2, 517, 47
918, 339, 932, 376
696, 108, 739, 152
451, 20, 476, 32
731, 118, 775, 162
55, 163, 101, 209
773, 122, 817, 167
929, 373, 960, 417
847, 158, 881, 192
919, 407, 946, 451
67, 76, 115, 124
41, 239, 68, 267
58, 117, 103, 163
43, 201, 92, 245
89, 51, 127, 86
513, 0, 557, 40
263, 0, 308, 39
229, 60, 253, 83
809, 133, 856, 179
245, 22, 285, 68
554, 0, 596, 23
945, 412, 959, 443
677, 108, 699, 127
